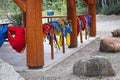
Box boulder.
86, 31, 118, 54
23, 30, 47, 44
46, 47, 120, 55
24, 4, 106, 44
111, 28, 120, 37
73, 56, 115, 77
100, 37, 120, 52
0, 59, 25, 80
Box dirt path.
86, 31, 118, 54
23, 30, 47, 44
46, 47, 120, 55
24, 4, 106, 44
97, 14, 120, 38
18, 15, 120, 80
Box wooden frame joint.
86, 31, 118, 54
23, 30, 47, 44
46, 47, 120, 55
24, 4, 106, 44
13, 0, 26, 12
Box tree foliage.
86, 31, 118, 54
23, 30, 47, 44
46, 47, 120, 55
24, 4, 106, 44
42, 0, 87, 15
0, 0, 22, 26
42, 0, 67, 15
0, 0, 120, 26
97, 0, 120, 15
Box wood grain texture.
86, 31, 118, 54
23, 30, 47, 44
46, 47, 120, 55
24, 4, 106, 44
67, 0, 77, 48
88, 0, 96, 36
26, 0, 44, 67
50, 34, 54, 59
14, 0, 96, 68
83, 0, 89, 5
62, 35, 65, 53
13, 0, 26, 12
22, 12, 26, 27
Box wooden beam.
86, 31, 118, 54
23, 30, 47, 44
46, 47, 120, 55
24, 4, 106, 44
26, 0, 44, 68
13, 0, 26, 12
22, 12, 26, 27
67, 0, 77, 48
88, 0, 96, 36
62, 35, 65, 53
50, 34, 54, 59
83, 0, 94, 5
83, 0, 89, 5
83, 0, 96, 36
88, 0, 94, 5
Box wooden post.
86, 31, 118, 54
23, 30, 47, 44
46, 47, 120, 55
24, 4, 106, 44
88, 0, 96, 36
22, 12, 26, 27
26, 0, 44, 68
50, 34, 54, 59
14, 0, 44, 68
67, 0, 77, 48
80, 30, 83, 43
13, 0, 26, 12
62, 35, 65, 53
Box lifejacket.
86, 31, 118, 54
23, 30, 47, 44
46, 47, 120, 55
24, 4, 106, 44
76, 18, 80, 35
66, 33, 70, 46
64, 23, 72, 37
86, 15, 92, 39
86, 15, 91, 29
49, 21, 62, 35
54, 34, 60, 50
0, 25, 8, 47
8, 26, 26, 53
42, 23, 52, 35
78, 15, 86, 31
59, 20, 65, 28
58, 20, 72, 47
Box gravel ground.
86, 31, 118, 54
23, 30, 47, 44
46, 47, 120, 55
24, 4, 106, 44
18, 15, 120, 80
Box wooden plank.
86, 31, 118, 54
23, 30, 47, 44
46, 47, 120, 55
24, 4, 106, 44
26, 0, 44, 68
13, 0, 26, 12
67, 0, 77, 48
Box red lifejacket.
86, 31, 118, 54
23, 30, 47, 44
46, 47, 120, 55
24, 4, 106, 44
42, 23, 52, 35
8, 26, 26, 53
78, 15, 86, 31
76, 18, 80, 35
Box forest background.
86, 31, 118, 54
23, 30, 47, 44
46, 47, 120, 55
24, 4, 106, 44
0, 0, 120, 26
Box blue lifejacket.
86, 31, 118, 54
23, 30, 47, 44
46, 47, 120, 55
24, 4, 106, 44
86, 15, 91, 29
79, 19, 83, 29
49, 21, 62, 32
63, 23, 72, 37
0, 25, 8, 47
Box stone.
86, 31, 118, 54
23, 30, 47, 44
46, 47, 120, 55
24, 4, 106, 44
111, 28, 120, 37
73, 56, 115, 77
100, 37, 120, 52
0, 59, 25, 80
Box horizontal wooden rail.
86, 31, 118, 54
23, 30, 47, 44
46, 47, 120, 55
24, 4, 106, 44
42, 14, 90, 18
42, 14, 91, 59
42, 16, 67, 19
42, 15, 91, 23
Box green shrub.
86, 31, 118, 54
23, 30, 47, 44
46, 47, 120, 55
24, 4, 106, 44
77, 7, 87, 14
11, 12, 22, 26
101, 6, 111, 15
101, 3, 120, 15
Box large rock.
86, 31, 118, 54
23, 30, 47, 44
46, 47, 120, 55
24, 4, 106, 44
73, 56, 115, 77
0, 59, 25, 80
100, 37, 120, 52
